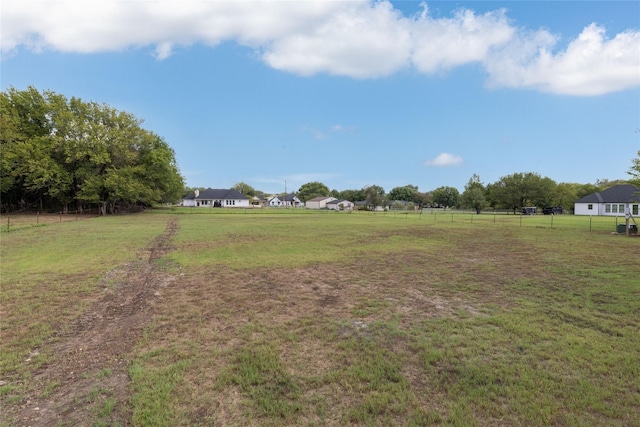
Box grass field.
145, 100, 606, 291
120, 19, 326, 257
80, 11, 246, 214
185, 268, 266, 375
1, 210, 639, 426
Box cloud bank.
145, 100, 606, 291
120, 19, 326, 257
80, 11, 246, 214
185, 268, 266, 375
2, 0, 639, 95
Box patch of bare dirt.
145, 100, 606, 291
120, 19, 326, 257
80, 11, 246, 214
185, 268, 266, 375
6, 218, 179, 427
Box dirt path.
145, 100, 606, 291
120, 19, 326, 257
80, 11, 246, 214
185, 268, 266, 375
9, 218, 179, 426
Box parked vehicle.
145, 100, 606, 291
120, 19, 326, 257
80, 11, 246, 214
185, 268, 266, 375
521, 207, 537, 215
543, 206, 563, 215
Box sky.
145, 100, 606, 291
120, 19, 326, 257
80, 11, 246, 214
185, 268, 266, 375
2, 1, 639, 195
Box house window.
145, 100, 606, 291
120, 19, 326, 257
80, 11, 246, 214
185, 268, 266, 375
612, 204, 618, 213
605, 204, 611, 213
588, 204, 593, 210
634, 205, 639, 216
619, 204, 625, 213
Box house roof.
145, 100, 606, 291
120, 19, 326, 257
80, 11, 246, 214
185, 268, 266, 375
575, 184, 640, 204
327, 199, 352, 205
307, 196, 334, 202
268, 193, 298, 202
281, 193, 299, 202
184, 188, 248, 200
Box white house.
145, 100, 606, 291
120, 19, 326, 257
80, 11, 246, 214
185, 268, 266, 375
305, 196, 337, 209
574, 184, 640, 216
268, 193, 303, 208
182, 188, 250, 208
326, 199, 355, 211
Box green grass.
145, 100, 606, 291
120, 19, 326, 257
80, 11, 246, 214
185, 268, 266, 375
2, 210, 639, 426
129, 348, 191, 426
0, 214, 168, 381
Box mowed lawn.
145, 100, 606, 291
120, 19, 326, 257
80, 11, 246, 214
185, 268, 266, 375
1, 210, 639, 426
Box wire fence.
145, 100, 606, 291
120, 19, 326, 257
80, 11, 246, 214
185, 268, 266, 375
2, 207, 637, 235
1, 211, 98, 232
151, 206, 636, 234
410, 209, 635, 234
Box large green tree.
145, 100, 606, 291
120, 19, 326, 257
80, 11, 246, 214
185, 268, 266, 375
487, 172, 556, 213
388, 185, 419, 203
364, 185, 386, 209
432, 186, 460, 210
413, 191, 432, 207
553, 183, 579, 211
297, 181, 330, 202
336, 188, 366, 202
232, 182, 256, 197
0, 86, 184, 213
460, 174, 487, 214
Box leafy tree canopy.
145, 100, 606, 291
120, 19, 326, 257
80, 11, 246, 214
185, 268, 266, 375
364, 185, 386, 209
1, 86, 184, 214
297, 181, 329, 202
487, 172, 555, 213
388, 185, 418, 203
232, 181, 256, 197
460, 174, 487, 214
336, 188, 366, 202
432, 186, 460, 210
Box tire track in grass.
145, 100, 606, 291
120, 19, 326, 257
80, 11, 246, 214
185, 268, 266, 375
8, 218, 179, 427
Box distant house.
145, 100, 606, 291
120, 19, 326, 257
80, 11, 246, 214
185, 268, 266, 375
326, 199, 355, 211
305, 196, 337, 209
250, 196, 268, 207
574, 184, 640, 216
182, 188, 250, 208
268, 193, 303, 208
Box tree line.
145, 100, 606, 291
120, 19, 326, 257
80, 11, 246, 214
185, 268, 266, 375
226, 159, 639, 213
1, 87, 184, 214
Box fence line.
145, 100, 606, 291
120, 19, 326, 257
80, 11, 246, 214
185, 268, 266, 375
156, 207, 632, 233
2, 208, 635, 235
1, 211, 97, 232
385, 209, 632, 234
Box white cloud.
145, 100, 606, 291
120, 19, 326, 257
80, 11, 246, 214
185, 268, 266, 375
424, 153, 464, 167
262, 1, 411, 78
484, 24, 640, 96
410, 6, 514, 73
2, 1, 638, 95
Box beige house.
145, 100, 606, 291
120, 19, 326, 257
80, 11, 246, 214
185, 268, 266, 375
305, 196, 337, 209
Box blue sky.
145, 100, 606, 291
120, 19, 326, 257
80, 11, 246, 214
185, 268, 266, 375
2, 1, 639, 195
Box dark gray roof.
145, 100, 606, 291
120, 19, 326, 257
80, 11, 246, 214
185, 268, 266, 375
327, 199, 351, 205
575, 184, 640, 204
184, 188, 248, 200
